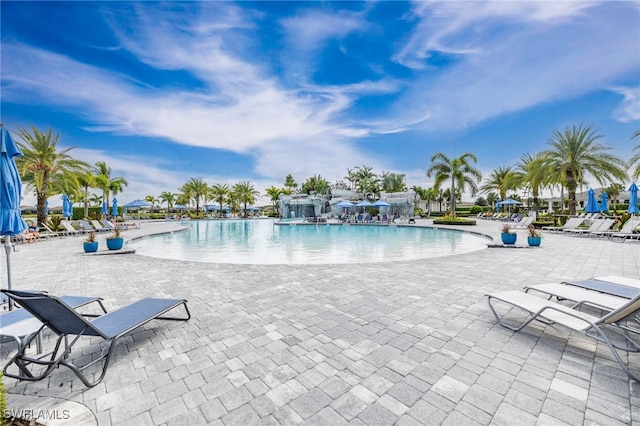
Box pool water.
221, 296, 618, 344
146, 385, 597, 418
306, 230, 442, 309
132, 219, 489, 264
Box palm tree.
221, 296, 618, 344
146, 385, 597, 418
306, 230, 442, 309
180, 178, 208, 213
15, 127, 90, 226
94, 161, 128, 212
512, 152, 551, 212
210, 183, 230, 217
353, 165, 379, 197
144, 195, 159, 210
629, 130, 640, 180
480, 166, 518, 204
159, 191, 176, 213
603, 183, 625, 213
544, 124, 627, 215
75, 171, 97, 218
301, 174, 330, 195
381, 172, 407, 193
233, 181, 260, 217
265, 186, 282, 211
89, 193, 103, 206
426, 152, 482, 217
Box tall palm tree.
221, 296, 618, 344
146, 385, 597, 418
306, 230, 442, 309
353, 165, 379, 197
629, 130, 640, 180
159, 191, 176, 213
94, 161, 128, 212
426, 152, 482, 217
512, 152, 551, 212
543, 124, 627, 215
75, 171, 97, 218
210, 183, 230, 217
180, 178, 208, 213
233, 181, 260, 217
265, 186, 282, 211
480, 166, 518, 204
15, 127, 90, 226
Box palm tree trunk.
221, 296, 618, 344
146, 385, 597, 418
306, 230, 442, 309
450, 178, 456, 217
37, 191, 47, 226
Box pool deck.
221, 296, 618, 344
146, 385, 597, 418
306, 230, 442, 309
2, 218, 640, 425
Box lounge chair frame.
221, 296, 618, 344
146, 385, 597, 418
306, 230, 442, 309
2, 290, 190, 388
1, 295, 107, 355
486, 290, 640, 381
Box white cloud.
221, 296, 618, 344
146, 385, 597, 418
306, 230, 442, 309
389, 1, 640, 131
611, 86, 640, 123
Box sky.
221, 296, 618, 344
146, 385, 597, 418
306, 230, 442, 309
2, 1, 639, 207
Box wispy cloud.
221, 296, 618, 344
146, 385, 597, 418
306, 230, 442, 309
389, 1, 639, 131
611, 86, 640, 123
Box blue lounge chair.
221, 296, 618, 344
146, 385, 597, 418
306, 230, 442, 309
1, 289, 190, 387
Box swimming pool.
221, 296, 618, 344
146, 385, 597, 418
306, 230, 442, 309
132, 219, 489, 264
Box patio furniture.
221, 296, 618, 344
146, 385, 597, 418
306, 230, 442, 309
2, 289, 190, 387
486, 289, 640, 381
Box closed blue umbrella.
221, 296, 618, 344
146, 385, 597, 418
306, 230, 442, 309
101, 200, 107, 216
629, 183, 639, 215
67, 199, 73, 219
111, 197, 118, 217
62, 194, 70, 219
584, 188, 599, 213
1, 127, 28, 309
600, 192, 608, 212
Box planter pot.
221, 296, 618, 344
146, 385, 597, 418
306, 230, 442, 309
83, 241, 99, 253
501, 233, 517, 245
106, 237, 124, 250
527, 236, 542, 246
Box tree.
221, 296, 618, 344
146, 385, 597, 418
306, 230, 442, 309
94, 161, 128, 212
381, 172, 407, 193
180, 178, 208, 213
159, 192, 176, 213
233, 181, 260, 217
15, 127, 89, 225
300, 174, 330, 195
284, 174, 298, 193
513, 152, 550, 212
74, 171, 98, 218
475, 197, 487, 206
603, 183, 625, 213
544, 124, 627, 215
480, 166, 517, 204
426, 152, 482, 217
210, 183, 230, 217
486, 192, 499, 209
629, 130, 640, 180
145, 195, 159, 210
352, 165, 379, 197
265, 186, 282, 211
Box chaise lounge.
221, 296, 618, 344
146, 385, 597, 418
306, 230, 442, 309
1, 289, 190, 387
486, 289, 640, 381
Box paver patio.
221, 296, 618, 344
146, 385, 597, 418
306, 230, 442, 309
2, 219, 639, 425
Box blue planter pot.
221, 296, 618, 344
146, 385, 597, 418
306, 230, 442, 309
527, 236, 542, 246
106, 238, 124, 250
501, 233, 517, 245
83, 242, 98, 253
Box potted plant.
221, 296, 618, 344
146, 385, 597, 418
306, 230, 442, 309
527, 225, 542, 246
83, 231, 99, 253
500, 223, 517, 245
106, 226, 124, 250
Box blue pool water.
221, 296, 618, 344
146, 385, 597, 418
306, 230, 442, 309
132, 219, 489, 264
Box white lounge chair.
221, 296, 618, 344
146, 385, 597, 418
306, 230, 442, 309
486, 289, 640, 381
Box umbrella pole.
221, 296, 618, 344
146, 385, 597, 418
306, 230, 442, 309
4, 236, 14, 310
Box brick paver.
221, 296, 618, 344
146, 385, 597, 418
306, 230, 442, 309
2, 219, 639, 425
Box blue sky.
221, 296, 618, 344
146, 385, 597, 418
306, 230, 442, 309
2, 1, 639, 206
